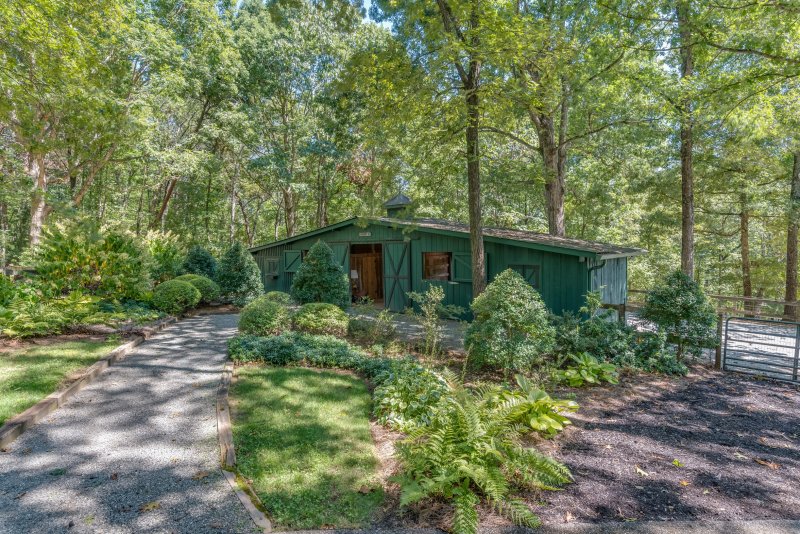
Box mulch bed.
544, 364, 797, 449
532, 366, 800, 525
370, 366, 800, 529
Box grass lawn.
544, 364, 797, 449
231, 366, 384, 529
0, 339, 120, 425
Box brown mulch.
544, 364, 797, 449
0, 333, 116, 354
368, 366, 800, 529
531, 367, 800, 524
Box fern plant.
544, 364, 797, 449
393, 373, 572, 534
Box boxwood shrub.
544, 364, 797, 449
264, 291, 292, 305
293, 302, 349, 336
174, 274, 220, 305
152, 280, 201, 315
238, 296, 291, 336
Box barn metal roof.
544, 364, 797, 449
250, 216, 645, 259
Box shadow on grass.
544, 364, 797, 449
231, 366, 384, 530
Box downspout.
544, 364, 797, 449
587, 257, 606, 302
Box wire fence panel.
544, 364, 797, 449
723, 317, 800, 383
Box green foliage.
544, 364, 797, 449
151, 280, 201, 315
217, 242, 264, 307
146, 231, 185, 283
182, 246, 218, 279
373, 359, 449, 431
228, 333, 299, 365
293, 302, 349, 337
181, 275, 220, 305
466, 269, 555, 375
348, 309, 397, 344
630, 331, 688, 376
408, 285, 462, 358
290, 241, 350, 309
640, 271, 718, 360
0, 275, 16, 307
497, 375, 578, 436
34, 219, 151, 300
0, 290, 161, 338
264, 291, 292, 305
555, 353, 619, 387
393, 375, 571, 534
239, 296, 291, 336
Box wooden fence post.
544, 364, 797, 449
715, 313, 724, 370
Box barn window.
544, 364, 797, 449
423, 252, 452, 281
265, 259, 279, 276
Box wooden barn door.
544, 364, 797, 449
383, 242, 410, 312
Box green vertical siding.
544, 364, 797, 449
251, 221, 616, 316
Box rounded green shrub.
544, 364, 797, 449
239, 296, 291, 336
290, 241, 350, 308
466, 269, 555, 375
151, 280, 201, 315
174, 274, 202, 282
293, 302, 349, 337
217, 243, 263, 307
183, 275, 220, 305
264, 291, 292, 305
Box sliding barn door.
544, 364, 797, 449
383, 242, 410, 312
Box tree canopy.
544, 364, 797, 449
1, 0, 799, 302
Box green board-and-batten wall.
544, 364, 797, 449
251, 220, 627, 315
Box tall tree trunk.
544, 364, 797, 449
283, 188, 297, 237
785, 153, 800, 319
316, 159, 329, 228
740, 193, 753, 316
533, 111, 567, 237
466, 83, 486, 295
677, 0, 695, 278
27, 151, 47, 247
152, 178, 178, 229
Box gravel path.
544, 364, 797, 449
0, 314, 256, 534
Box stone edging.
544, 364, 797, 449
216, 360, 272, 533
0, 316, 178, 448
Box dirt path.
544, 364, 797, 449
0, 314, 256, 534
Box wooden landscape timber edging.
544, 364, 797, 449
0, 316, 177, 448
216, 360, 272, 533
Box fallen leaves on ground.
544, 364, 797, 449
192, 470, 210, 480
635, 465, 649, 477
754, 458, 780, 470
139, 501, 161, 513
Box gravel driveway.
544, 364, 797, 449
0, 314, 256, 534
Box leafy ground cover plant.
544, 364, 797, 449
151, 280, 201, 315
290, 241, 350, 308
554, 353, 619, 387
293, 302, 349, 336
394, 374, 572, 534
466, 269, 555, 376
496, 374, 578, 436
373, 359, 449, 431
217, 242, 263, 306
182, 245, 217, 279
641, 270, 718, 360
238, 296, 291, 336
35, 218, 151, 299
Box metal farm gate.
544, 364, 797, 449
723, 317, 800, 382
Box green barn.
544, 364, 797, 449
249, 195, 644, 315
